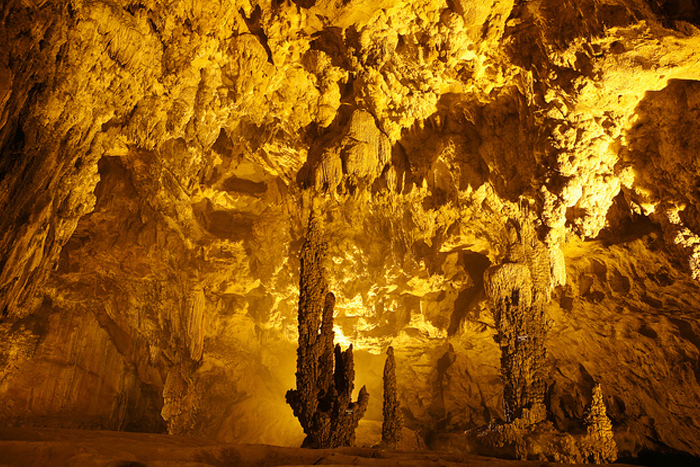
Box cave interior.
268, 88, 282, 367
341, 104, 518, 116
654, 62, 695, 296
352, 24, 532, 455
2, 0, 700, 465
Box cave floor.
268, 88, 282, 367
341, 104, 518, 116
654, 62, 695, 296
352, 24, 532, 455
0, 427, 635, 467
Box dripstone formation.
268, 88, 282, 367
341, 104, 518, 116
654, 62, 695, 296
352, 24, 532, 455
483, 217, 548, 425
2, 0, 700, 463
381, 346, 402, 449
582, 384, 617, 464
476, 214, 619, 462
286, 213, 368, 448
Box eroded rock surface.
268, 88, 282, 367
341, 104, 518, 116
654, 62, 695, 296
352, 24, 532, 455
1, 0, 700, 462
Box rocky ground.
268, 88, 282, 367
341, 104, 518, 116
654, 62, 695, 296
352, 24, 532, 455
0, 427, 638, 467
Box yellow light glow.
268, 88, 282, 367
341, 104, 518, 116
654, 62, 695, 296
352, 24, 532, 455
333, 324, 353, 349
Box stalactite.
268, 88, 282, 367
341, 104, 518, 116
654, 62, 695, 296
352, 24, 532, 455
381, 346, 402, 449
286, 211, 369, 448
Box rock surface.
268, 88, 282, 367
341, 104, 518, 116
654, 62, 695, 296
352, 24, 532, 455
0, 426, 634, 467
1, 0, 700, 463
286, 214, 369, 448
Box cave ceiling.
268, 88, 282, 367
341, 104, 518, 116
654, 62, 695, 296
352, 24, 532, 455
2, 0, 700, 460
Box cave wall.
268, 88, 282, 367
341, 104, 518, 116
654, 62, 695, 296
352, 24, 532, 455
2, 0, 700, 459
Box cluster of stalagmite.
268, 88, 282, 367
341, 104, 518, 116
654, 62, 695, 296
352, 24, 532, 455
480, 214, 618, 463
477, 380, 618, 463
286, 213, 368, 448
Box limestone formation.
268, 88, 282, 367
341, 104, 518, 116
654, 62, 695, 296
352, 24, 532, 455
286, 213, 368, 448
483, 217, 548, 424
582, 384, 618, 464
2, 0, 700, 463
381, 346, 402, 449
477, 371, 619, 463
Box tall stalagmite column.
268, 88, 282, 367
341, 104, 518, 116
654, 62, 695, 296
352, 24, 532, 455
381, 346, 402, 448
484, 217, 549, 424
286, 211, 369, 448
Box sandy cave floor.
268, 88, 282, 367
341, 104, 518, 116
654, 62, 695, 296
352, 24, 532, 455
0, 427, 638, 467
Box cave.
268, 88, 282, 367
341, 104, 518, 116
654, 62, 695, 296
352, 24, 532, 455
2, 0, 700, 466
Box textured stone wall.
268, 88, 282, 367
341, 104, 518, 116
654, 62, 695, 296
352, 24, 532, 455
1, 0, 700, 461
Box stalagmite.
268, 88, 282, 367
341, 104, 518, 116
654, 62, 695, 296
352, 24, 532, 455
582, 384, 618, 464
285, 212, 368, 448
2, 0, 700, 463
483, 265, 547, 424
381, 346, 402, 449
483, 216, 550, 425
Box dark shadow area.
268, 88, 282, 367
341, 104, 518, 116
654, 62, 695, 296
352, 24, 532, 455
396, 93, 488, 199
668, 317, 700, 384
309, 27, 351, 70
291, 0, 316, 9
620, 448, 700, 467
623, 79, 700, 232
447, 251, 491, 335
221, 176, 267, 195
647, 0, 700, 27
503, 0, 640, 87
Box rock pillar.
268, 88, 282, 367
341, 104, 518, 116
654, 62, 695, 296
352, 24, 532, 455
286, 212, 369, 448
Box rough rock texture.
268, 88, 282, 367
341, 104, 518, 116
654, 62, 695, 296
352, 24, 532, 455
286, 213, 369, 448
1, 0, 700, 463
475, 380, 618, 463
583, 384, 617, 464
483, 215, 550, 425
380, 345, 402, 448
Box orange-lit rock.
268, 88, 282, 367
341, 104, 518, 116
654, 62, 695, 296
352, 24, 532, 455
1, 0, 700, 464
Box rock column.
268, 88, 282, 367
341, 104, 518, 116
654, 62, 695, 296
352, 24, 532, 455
286, 212, 369, 448
381, 346, 402, 448
484, 261, 547, 423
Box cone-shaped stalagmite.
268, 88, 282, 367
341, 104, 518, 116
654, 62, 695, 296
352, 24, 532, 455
381, 346, 402, 448
583, 384, 618, 463
286, 211, 369, 448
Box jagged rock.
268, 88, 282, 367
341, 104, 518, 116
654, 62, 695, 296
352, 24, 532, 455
381, 346, 402, 449
286, 213, 368, 448
1, 1, 700, 463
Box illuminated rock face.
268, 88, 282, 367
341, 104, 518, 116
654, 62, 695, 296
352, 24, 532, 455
1, 0, 700, 461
